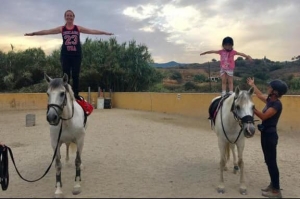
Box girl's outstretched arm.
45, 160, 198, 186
200, 50, 219, 56
236, 52, 253, 61
24, 27, 62, 36
78, 26, 113, 35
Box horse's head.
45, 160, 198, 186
45, 73, 73, 126
232, 86, 256, 138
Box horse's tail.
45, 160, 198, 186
225, 142, 230, 162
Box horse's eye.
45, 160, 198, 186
236, 105, 240, 110
60, 92, 65, 97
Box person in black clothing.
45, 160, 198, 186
24, 10, 113, 101
247, 77, 288, 198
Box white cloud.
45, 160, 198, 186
123, 4, 159, 21
139, 26, 155, 32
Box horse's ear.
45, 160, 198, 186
235, 86, 240, 97
248, 87, 254, 95
62, 73, 68, 84
44, 73, 52, 83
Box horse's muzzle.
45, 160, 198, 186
244, 123, 255, 138
46, 106, 61, 126
47, 113, 60, 126
241, 115, 255, 138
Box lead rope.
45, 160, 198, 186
0, 122, 63, 191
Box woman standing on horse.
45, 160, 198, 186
247, 77, 288, 198
24, 10, 113, 114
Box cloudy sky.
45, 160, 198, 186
0, 0, 299, 64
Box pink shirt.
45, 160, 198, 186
218, 49, 237, 70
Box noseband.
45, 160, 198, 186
221, 96, 255, 144
47, 90, 74, 125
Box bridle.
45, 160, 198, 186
46, 88, 74, 125
220, 95, 255, 144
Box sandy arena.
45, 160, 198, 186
0, 109, 299, 198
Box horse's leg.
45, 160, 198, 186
217, 138, 227, 194
237, 139, 247, 195
72, 138, 84, 195
66, 143, 70, 163
54, 145, 63, 198
230, 144, 239, 174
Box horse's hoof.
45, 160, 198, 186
54, 193, 64, 198
72, 187, 81, 195
217, 188, 225, 194
54, 188, 63, 198
233, 166, 239, 174
223, 166, 228, 171
240, 188, 247, 195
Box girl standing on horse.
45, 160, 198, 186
200, 37, 253, 97
24, 10, 113, 115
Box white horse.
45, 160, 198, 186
45, 73, 87, 198
210, 86, 256, 195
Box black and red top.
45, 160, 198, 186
61, 25, 82, 56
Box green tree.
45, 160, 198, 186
170, 70, 182, 82
193, 74, 206, 83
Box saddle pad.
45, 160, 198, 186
208, 94, 231, 125
76, 98, 94, 116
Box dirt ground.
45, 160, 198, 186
0, 109, 299, 198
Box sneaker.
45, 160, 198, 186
261, 184, 272, 192
262, 189, 282, 198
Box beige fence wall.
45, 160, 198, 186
0, 92, 298, 133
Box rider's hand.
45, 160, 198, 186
247, 77, 255, 86
246, 55, 253, 62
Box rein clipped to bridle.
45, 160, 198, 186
220, 95, 255, 144
47, 90, 74, 124
0, 89, 74, 191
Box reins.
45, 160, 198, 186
0, 122, 63, 191
220, 95, 255, 144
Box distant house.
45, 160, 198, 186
208, 77, 220, 82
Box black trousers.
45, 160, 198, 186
261, 132, 280, 190
60, 55, 82, 98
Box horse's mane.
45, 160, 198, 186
49, 78, 75, 101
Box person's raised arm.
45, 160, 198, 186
200, 50, 219, 56
236, 51, 253, 61
247, 77, 267, 103
24, 26, 62, 36
78, 26, 113, 35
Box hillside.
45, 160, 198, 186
154, 58, 300, 94
152, 61, 189, 68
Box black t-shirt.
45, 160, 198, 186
61, 25, 82, 56
262, 97, 282, 133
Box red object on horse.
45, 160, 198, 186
76, 98, 94, 116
